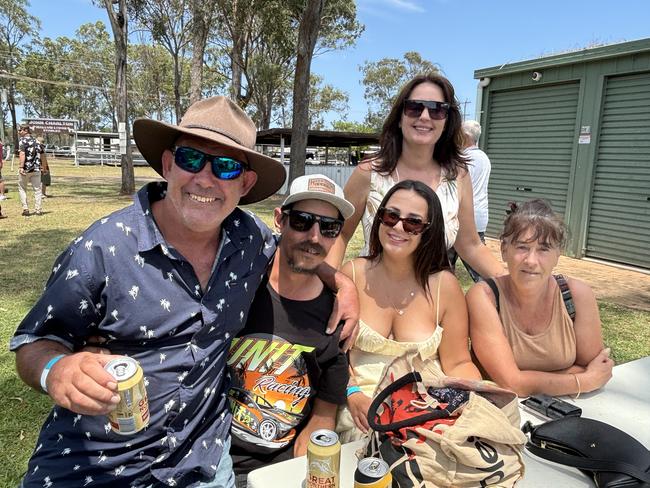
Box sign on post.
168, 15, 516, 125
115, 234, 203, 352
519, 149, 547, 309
26, 118, 78, 133
118, 122, 127, 155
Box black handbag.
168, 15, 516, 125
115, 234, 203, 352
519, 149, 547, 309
523, 416, 650, 487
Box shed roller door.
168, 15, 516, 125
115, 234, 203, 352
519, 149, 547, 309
485, 83, 579, 237
586, 72, 650, 269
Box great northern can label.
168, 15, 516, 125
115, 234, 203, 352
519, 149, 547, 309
105, 357, 149, 435
306, 429, 340, 488
354, 457, 392, 488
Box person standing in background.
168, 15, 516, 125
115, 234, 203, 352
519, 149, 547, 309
17, 125, 43, 216
448, 120, 491, 282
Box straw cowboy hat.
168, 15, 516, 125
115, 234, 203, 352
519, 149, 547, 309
133, 96, 285, 204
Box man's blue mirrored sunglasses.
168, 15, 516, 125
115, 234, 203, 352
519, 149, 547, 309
173, 146, 248, 180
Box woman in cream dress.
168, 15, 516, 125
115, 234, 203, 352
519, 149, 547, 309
336, 180, 481, 442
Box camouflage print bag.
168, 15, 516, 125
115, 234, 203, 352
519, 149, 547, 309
363, 354, 526, 487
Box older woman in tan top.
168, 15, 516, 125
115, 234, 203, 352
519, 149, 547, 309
467, 199, 613, 397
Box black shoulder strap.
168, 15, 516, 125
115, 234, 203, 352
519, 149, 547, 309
554, 274, 576, 322
485, 278, 500, 313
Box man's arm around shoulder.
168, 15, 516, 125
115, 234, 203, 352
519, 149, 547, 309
314, 262, 359, 351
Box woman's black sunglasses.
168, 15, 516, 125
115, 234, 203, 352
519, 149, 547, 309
377, 207, 430, 235
282, 208, 344, 238
173, 146, 247, 180
403, 99, 450, 120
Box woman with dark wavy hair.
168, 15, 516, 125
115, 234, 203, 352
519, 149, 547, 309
329, 73, 504, 279
335, 180, 481, 442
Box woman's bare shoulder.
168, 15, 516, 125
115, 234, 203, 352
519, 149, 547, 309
466, 279, 498, 306
347, 162, 373, 187
358, 159, 378, 172
343, 257, 371, 275
430, 270, 464, 299
564, 275, 596, 303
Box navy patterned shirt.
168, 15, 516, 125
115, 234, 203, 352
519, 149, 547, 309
10, 182, 276, 487
19, 135, 42, 172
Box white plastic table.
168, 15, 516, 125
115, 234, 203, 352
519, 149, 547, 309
247, 356, 650, 487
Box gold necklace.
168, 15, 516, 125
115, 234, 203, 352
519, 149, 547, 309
375, 263, 416, 315
387, 289, 416, 315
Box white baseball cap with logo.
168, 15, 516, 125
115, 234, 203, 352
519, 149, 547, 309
282, 174, 355, 219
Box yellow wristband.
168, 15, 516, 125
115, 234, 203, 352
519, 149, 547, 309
572, 374, 581, 400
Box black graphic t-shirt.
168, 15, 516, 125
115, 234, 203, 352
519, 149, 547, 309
227, 275, 348, 474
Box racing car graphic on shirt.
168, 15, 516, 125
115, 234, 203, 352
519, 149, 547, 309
229, 387, 302, 448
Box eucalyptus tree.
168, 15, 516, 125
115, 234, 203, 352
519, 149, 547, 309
129, 0, 192, 122
101, 0, 134, 195
16, 38, 69, 118
210, 0, 361, 131
278, 74, 348, 130
288, 0, 324, 184
127, 43, 177, 121
360, 51, 439, 129
285, 0, 363, 181
71, 22, 116, 129
210, 0, 266, 105
307, 75, 348, 130
16, 32, 111, 130
188, 0, 218, 104
0, 0, 40, 150
242, 2, 297, 129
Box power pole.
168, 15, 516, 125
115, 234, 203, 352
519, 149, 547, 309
461, 98, 472, 120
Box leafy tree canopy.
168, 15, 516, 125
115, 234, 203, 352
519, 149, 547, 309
360, 51, 439, 129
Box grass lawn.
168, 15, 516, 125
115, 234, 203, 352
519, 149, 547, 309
1, 159, 648, 485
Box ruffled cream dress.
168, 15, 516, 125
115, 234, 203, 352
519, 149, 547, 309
335, 264, 445, 443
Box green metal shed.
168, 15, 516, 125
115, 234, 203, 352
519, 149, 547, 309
475, 38, 650, 270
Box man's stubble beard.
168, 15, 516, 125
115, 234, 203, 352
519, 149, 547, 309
286, 241, 325, 275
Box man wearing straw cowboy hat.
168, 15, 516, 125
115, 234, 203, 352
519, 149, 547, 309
11, 97, 358, 488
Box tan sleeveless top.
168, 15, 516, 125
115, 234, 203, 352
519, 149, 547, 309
495, 278, 576, 372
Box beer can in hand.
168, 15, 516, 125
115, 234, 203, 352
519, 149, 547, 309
354, 457, 392, 487
306, 429, 340, 488
105, 357, 149, 435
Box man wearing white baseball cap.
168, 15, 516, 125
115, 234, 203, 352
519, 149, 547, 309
228, 174, 355, 486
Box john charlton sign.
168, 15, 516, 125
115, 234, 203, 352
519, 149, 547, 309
26, 118, 78, 133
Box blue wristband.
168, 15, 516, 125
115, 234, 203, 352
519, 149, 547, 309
40, 354, 66, 393
346, 385, 362, 397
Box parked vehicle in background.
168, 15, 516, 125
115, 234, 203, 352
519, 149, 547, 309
53, 146, 73, 157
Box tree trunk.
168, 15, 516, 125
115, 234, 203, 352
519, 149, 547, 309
189, 0, 210, 104
103, 0, 134, 195
288, 0, 324, 189
230, 33, 244, 102
259, 89, 273, 130
8, 84, 18, 154
173, 54, 183, 123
